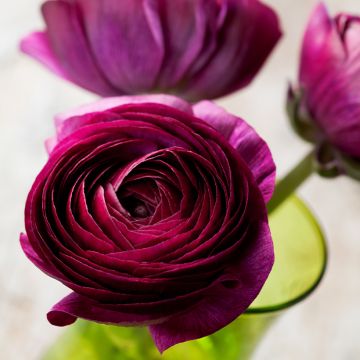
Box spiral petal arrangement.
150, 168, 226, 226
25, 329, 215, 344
21, 95, 275, 351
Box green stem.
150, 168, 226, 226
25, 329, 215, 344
267, 151, 315, 214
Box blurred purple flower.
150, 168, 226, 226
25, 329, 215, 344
20, 0, 281, 101
20, 94, 275, 352
289, 3, 360, 178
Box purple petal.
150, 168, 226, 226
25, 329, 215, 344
56, 95, 193, 124
20, 32, 69, 80
182, 0, 282, 100
47, 292, 172, 327
149, 221, 273, 353
40, 0, 116, 95
20, 233, 64, 280
20, 233, 48, 272
155, 0, 209, 88
49, 95, 193, 152
193, 101, 275, 202
343, 16, 360, 54
300, 3, 345, 87
76, 0, 164, 93
224, 0, 282, 93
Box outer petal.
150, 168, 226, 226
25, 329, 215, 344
56, 95, 193, 124
155, 0, 209, 88
40, 0, 116, 95
299, 3, 345, 87
47, 292, 169, 327
149, 221, 273, 353
20, 32, 69, 80
343, 16, 360, 55
76, 0, 164, 93
46, 95, 193, 154
20, 233, 65, 280
223, 0, 282, 95
193, 101, 275, 202
182, 0, 282, 100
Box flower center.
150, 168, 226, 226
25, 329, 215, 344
120, 196, 154, 219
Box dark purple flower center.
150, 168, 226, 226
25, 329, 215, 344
119, 195, 155, 219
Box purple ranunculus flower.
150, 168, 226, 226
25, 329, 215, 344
20, 0, 281, 101
288, 3, 360, 178
21, 95, 275, 352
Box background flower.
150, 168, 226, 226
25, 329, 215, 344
289, 3, 360, 178
20, 0, 281, 101
21, 95, 275, 352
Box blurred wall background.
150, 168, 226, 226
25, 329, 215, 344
0, 0, 359, 359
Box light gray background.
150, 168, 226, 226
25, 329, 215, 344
1, 0, 359, 359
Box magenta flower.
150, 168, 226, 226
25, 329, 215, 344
289, 3, 360, 178
20, 95, 275, 352
20, 0, 281, 101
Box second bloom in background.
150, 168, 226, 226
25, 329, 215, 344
20, 0, 281, 101
288, 3, 360, 179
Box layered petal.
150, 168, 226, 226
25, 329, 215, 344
76, 0, 164, 93
47, 292, 172, 327
48, 95, 193, 153
21, 96, 274, 352
153, 0, 209, 88
298, 3, 360, 160
300, 3, 345, 87
40, 0, 116, 95
150, 220, 273, 352
193, 101, 276, 202
182, 0, 282, 100
20, 31, 69, 80
21, 0, 281, 100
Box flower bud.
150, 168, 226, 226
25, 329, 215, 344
290, 3, 360, 180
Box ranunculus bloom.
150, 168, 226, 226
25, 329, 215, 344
20, 0, 281, 101
289, 3, 360, 178
21, 95, 275, 352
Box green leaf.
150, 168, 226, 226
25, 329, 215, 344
42, 196, 327, 360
